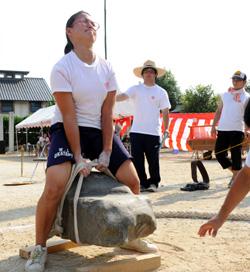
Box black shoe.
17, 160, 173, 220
140, 185, 147, 192
180, 182, 209, 191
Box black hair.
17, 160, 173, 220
64, 10, 90, 54
141, 67, 158, 77
244, 98, 250, 128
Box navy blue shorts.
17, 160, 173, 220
47, 123, 131, 176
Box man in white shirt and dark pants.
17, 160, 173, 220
212, 71, 250, 188
116, 60, 171, 192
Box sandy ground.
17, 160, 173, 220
1, 150, 250, 272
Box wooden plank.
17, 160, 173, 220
188, 139, 215, 151
33, 157, 47, 161
75, 253, 161, 272
4, 182, 33, 186
19, 239, 78, 259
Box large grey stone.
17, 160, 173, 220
61, 172, 156, 247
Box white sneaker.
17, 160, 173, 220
25, 245, 47, 272
120, 239, 158, 253
146, 184, 157, 192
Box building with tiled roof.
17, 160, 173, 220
0, 70, 53, 117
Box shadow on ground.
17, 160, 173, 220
0, 246, 146, 272
0, 206, 35, 223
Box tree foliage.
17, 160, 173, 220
180, 84, 218, 113
47, 98, 55, 106
246, 80, 250, 93
156, 71, 181, 111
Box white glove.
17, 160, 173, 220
75, 155, 93, 177
96, 150, 111, 171
81, 159, 93, 172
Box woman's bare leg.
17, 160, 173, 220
36, 162, 72, 246
116, 160, 157, 253
115, 160, 140, 194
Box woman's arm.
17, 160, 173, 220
96, 90, 116, 171
102, 90, 116, 151
53, 92, 91, 176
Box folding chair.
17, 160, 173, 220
29, 143, 49, 183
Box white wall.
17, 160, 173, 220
14, 101, 29, 117
41, 102, 48, 108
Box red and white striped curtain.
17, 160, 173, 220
162, 113, 214, 151
114, 113, 215, 151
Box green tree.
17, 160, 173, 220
181, 84, 218, 113
47, 98, 55, 106
156, 70, 181, 111
245, 80, 250, 93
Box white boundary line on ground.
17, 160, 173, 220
155, 211, 250, 221
0, 223, 34, 233
1, 210, 249, 234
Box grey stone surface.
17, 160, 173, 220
61, 172, 156, 247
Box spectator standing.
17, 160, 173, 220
116, 60, 171, 192
211, 71, 250, 188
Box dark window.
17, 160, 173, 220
30, 101, 41, 113
1, 101, 14, 113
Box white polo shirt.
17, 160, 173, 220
125, 83, 171, 136
245, 151, 250, 167
50, 51, 119, 129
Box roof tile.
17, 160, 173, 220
0, 78, 53, 101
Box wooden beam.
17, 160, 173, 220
4, 182, 33, 186
19, 239, 78, 259
75, 253, 161, 272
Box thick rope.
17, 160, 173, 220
49, 163, 82, 237
159, 139, 250, 221
201, 139, 249, 160
73, 174, 83, 244
49, 161, 97, 238
49, 159, 116, 240
155, 210, 250, 222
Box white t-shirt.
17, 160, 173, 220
218, 89, 250, 132
245, 151, 250, 167
38, 136, 45, 146
125, 83, 171, 136
50, 51, 118, 129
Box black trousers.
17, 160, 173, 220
215, 130, 244, 171
130, 132, 161, 188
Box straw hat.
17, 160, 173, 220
133, 60, 166, 78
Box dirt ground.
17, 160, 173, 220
1, 150, 250, 272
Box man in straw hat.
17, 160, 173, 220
116, 60, 171, 192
